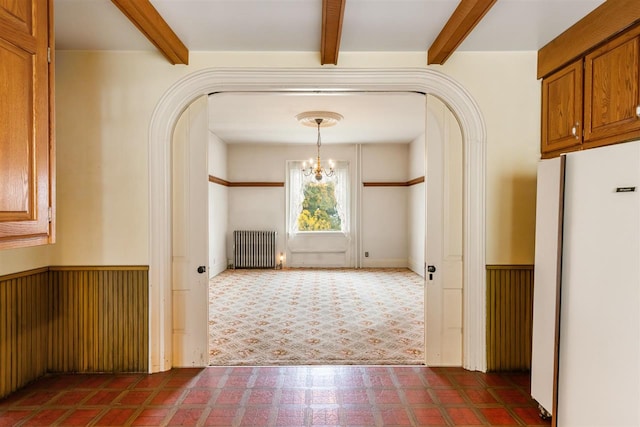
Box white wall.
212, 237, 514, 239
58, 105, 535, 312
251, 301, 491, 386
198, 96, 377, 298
208, 133, 228, 277
361, 144, 409, 267
0, 50, 540, 276
227, 143, 358, 267
408, 133, 425, 276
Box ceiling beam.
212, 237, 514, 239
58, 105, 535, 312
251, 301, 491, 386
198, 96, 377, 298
427, 0, 497, 65
111, 0, 189, 65
321, 0, 346, 65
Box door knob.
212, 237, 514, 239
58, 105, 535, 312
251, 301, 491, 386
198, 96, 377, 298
427, 265, 436, 273
197, 266, 206, 274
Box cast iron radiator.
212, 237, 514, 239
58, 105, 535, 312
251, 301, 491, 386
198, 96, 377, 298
233, 230, 277, 269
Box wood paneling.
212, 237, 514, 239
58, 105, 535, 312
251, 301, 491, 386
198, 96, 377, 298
537, 0, 640, 79
48, 267, 149, 373
0, 268, 49, 399
486, 265, 534, 371
0, 266, 149, 399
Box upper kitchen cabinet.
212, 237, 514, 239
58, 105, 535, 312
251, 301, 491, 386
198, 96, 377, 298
541, 59, 584, 158
584, 25, 640, 148
0, 0, 55, 249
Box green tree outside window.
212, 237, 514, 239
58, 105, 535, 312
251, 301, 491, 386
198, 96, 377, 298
297, 181, 341, 231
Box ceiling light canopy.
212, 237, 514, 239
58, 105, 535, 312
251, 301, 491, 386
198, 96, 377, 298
297, 111, 342, 181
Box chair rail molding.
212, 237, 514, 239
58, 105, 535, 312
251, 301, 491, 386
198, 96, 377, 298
148, 67, 487, 373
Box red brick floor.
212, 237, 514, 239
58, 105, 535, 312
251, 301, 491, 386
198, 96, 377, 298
0, 366, 550, 426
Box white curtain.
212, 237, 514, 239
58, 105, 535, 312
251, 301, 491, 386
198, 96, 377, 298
334, 161, 350, 235
288, 161, 305, 237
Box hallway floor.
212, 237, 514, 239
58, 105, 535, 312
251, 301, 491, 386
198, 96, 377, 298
0, 366, 550, 426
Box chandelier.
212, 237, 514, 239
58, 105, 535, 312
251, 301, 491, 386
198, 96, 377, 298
296, 111, 343, 181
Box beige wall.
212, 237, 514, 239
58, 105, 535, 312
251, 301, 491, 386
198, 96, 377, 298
434, 52, 540, 264
0, 50, 540, 275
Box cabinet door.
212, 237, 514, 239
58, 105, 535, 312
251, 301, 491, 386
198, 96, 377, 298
541, 59, 583, 158
0, 0, 53, 248
584, 27, 640, 146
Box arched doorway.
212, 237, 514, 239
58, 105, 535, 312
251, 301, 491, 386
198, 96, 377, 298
148, 68, 487, 373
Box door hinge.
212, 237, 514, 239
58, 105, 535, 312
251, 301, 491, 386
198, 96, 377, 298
47, 47, 51, 64
48, 207, 52, 222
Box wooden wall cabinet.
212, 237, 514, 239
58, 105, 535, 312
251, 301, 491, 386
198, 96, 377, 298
584, 25, 640, 148
0, 0, 55, 249
541, 23, 640, 158
541, 59, 584, 158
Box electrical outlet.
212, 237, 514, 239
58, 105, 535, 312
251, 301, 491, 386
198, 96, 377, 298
365, 251, 369, 257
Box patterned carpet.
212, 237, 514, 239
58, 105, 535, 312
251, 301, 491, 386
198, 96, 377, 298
208, 268, 425, 366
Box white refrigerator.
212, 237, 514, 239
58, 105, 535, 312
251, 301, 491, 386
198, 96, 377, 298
532, 141, 640, 426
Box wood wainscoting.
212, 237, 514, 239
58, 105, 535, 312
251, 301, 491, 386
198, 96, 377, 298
486, 265, 534, 371
0, 266, 148, 399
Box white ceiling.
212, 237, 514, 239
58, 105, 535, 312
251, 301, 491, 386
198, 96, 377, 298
208, 92, 427, 145
54, 0, 604, 145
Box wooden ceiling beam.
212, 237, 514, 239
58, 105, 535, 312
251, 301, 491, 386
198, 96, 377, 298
111, 0, 189, 65
427, 0, 496, 65
321, 0, 346, 65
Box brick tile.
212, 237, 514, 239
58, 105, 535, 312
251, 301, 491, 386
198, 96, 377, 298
247, 389, 276, 405
275, 408, 306, 426
479, 408, 519, 425
340, 388, 369, 404
413, 407, 447, 426
513, 406, 549, 426
94, 408, 136, 426
464, 388, 498, 404
60, 409, 102, 426
395, 374, 425, 387
182, 389, 213, 405
447, 407, 483, 425
342, 407, 376, 426
404, 388, 434, 404
85, 390, 122, 406
310, 389, 338, 404
16, 391, 57, 406
131, 408, 171, 426
0, 410, 32, 426
310, 407, 340, 425
150, 389, 184, 405
51, 390, 93, 405
379, 407, 413, 426
494, 388, 531, 404
167, 408, 206, 426
424, 372, 453, 387
279, 389, 307, 404
215, 389, 245, 405
22, 409, 68, 426
433, 389, 465, 404
373, 389, 402, 404
118, 390, 153, 405
238, 407, 272, 426
203, 407, 238, 426
105, 375, 140, 389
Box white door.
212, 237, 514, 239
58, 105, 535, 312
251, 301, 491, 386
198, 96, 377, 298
425, 95, 464, 366
171, 96, 210, 367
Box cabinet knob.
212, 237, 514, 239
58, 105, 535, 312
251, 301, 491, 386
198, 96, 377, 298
571, 122, 580, 139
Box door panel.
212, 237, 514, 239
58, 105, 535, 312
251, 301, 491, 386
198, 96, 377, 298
172, 96, 209, 367
425, 95, 463, 366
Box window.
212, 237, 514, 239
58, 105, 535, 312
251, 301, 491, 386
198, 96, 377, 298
298, 180, 341, 231
288, 161, 350, 236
